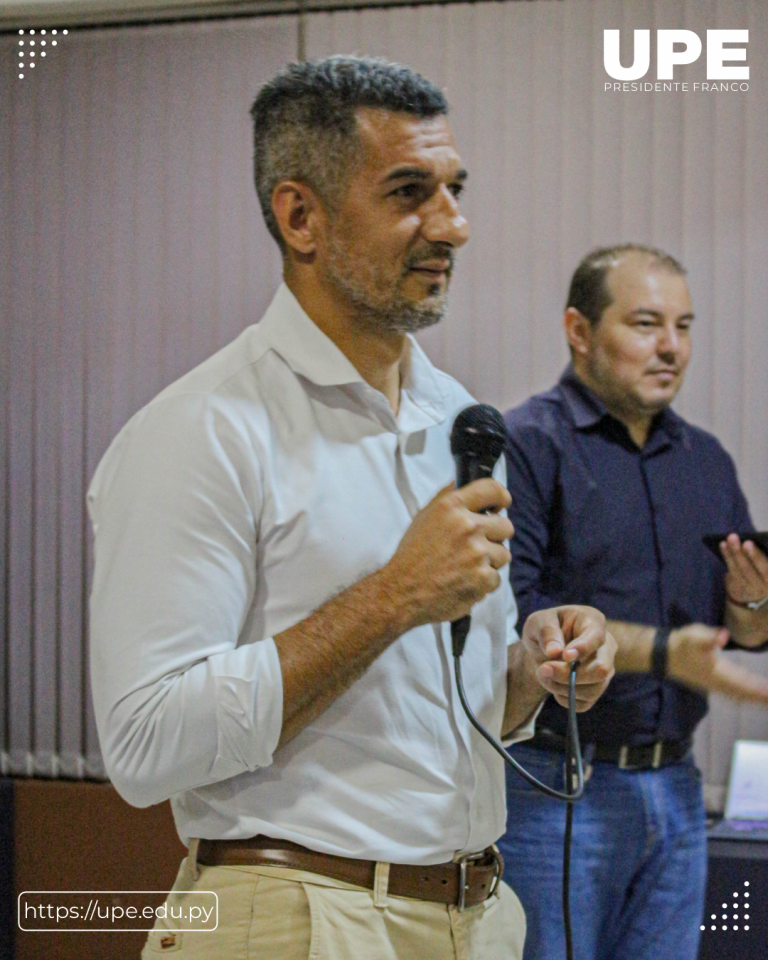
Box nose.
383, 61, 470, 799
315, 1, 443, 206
421, 184, 470, 248
657, 322, 681, 357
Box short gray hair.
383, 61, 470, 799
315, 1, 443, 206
250, 56, 448, 249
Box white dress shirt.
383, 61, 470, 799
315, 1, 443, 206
88, 284, 535, 864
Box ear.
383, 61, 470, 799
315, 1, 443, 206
564, 307, 593, 358
271, 181, 326, 257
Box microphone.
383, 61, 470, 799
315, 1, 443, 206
449, 404, 507, 656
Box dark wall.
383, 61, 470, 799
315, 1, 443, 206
10, 779, 185, 960
0, 779, 13, 959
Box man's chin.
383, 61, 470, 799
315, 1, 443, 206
393, 297, 447, 333
354, 294, 448, 334
637, 389, 678, 415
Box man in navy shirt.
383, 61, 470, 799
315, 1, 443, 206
497, 244, 768, 960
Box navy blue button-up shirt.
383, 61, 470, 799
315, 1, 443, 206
504, 366, 755, 747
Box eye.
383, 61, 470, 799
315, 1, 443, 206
390, 183, 422, 199
448, 181, 465, 198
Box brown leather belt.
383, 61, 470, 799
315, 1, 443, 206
196, 835, 504, 910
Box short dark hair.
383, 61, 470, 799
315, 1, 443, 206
250, 56, 448, 249
566, 243, 686, 325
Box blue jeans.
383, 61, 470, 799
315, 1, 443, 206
498, 745, 707, 960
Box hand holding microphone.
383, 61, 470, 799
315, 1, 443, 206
383, 476, 513, 631
381, 405, 513, 635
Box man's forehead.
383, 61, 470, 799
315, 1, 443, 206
353, 107, 463, 172
607, 254, 691, 309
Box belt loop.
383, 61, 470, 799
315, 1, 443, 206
489, 845, 504, 898
458, 857, 468, 911
188, 838, 200, 882
373, 861, 390, 909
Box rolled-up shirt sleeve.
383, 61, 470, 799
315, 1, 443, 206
502, 708, 541, 746
501, 554, 543, 745
88, 393, 283, 808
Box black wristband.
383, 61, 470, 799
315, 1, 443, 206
651, 627, 671, 681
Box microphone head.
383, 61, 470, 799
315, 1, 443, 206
450, 403, 507, 463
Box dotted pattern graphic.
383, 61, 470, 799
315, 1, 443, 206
701, 881, 751, 933
17, 28, 69, 79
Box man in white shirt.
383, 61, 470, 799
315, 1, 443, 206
88, 57, 616, 960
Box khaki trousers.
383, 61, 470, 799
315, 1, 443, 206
142, 851, 526, 960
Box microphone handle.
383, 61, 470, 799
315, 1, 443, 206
452, 615, 471, 657
450, 456, 495, 656
454, 457, 476, 490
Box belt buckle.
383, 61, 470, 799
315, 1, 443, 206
618, 742, 663, 771
456, 851, 484, 911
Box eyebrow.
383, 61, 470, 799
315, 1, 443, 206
383, 166, 468, 184
629, 309, 695, 321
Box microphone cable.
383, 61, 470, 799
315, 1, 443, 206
449, 402, 585, 960
453, 623, 583, 960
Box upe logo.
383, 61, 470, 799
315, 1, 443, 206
604, 30, 749, 81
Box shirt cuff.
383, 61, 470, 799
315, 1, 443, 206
208, 638, 284, 780
501, 699, 544, 747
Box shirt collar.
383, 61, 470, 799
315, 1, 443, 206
558, 364, 684, 443
257, 283, 447, 427
558, 364, 607, 429
257, 283, 364, 387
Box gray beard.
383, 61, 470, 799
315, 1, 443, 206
349, 293, 448, 334
325, 241, 451, 334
